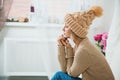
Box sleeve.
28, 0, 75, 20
67, 48, 91, 77
58, 45, 67, 73
66, 47, 74, 73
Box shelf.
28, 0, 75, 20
38, 23, 64, 28
5, 22, 38, 28
5, 22, 64, 28
4, 37, 57, 42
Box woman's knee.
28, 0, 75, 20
55, 71, 64, 75
54, 71, 66, 77
51, 71, 64, 80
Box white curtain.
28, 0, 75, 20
0, 0, 13, 30
88, 0, 114, 43
106, 0, 120, 80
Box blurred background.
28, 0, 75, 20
0, 0, 119, 80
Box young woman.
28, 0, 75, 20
51, 6, 114, 80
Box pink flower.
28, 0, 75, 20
94, 34, 102, 41
102, 46, 106, 52
100, 40, 106, 47
93, 32, 108, 55
102, 32, 108, 40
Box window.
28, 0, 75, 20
7, 0, 32, 22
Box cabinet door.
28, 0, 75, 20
4, 38, 48, 75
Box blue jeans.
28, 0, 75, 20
51, 71, 82, 80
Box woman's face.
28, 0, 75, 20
62, 25, 71, 38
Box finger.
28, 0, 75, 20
58, 40, 63, 46
61, 40, 67, 46
58, 36, 62, 40
61, 35, 65, 40
65, 41, 69, 45
65, 39, 68, 43
65, 40, 71, 47
58, 35, 64, 40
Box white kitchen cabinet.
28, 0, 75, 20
2, 22, 63, 77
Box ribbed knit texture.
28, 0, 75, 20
57, 38, 115, 80
64, 6, 103, 38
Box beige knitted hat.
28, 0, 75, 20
64, 6, 103, 38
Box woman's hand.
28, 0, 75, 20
63, 39, 71, 47
57, 35, 71, 47
57, 35, 64, 46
